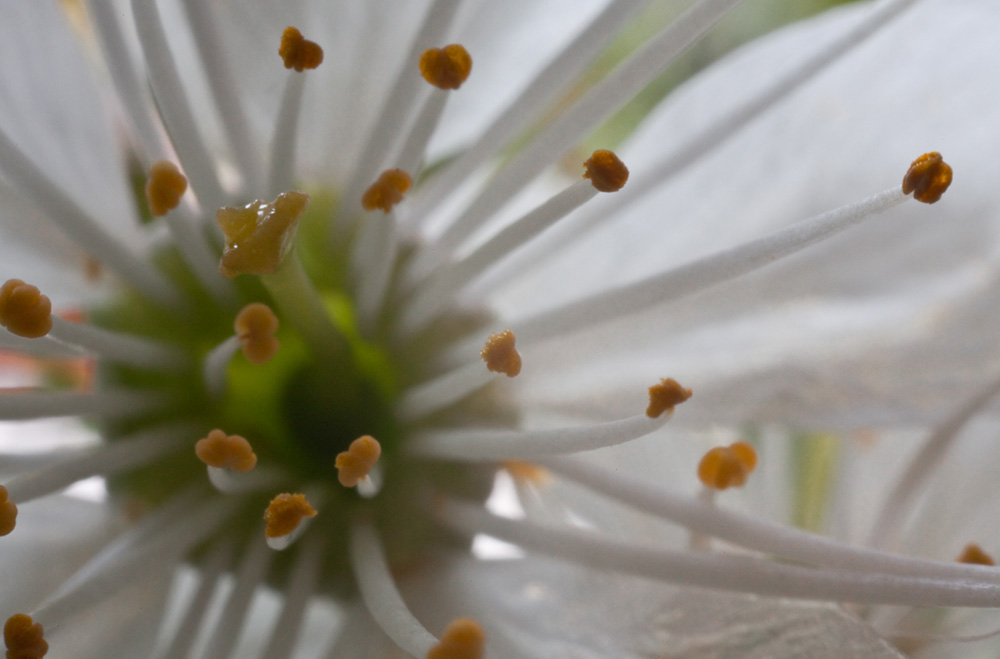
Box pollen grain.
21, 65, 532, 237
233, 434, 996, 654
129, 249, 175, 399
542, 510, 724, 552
0, 279, 52, 339
902, 152, 952, 204
481, 329, 521, 377
145, 160, 187, 216
646, 378, 692, 418
279, 27, 324, 71
335, 435, 382, 488
264, 492, 317, 539
217, 191, 309, 277
419, 44, 472, 90
698, 441, 758, 491
957, 543, 995, 566
0, 486, 17, 536
234, 302, 280, 365
583, 150, 629, 192
195, 429, 258, 473
427, 618, 486, 659
361, 169, 413, 213
4, 614, 47, 659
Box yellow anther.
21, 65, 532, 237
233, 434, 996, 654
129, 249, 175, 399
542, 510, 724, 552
234, 303, 279, 365
264, 492, 317, 538
645, 378, 692, 418
0, 485, 17, 537
697, 441, 758, 491
481, 329, 521, 377
957, 543, 995, 566
583, 150, 629, 192
195, 429, 257, 472
902, 152, 952, 204
335, 435, 382, 488
502, 461, 549, 485
419, 44, 473, 90
4, 614, 47, 659
145, 160, 187, 216
279, 26, 324, 71
216, 191, 309, 278
0, 279, 52, 339
361, 169, 413, 214
427, 618, 485, 659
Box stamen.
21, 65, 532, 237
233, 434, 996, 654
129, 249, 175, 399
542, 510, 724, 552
196, 429, 258, 472
349, 520, 440, 657
260, 533, 328, 659
217, 191, 309, 278
49, 315, 189, 371
0, 279, 51, 339
234, 303, 280, 365
902, 152, 952, 204
336, 435, 382, 488
279, 27, 324, 72
400, 174, 605, 334
3, 614, 47, 659
0, 485, 17, 536
362, 169, 413, 214
0, 390, 164, 421
480, 330, 521, 377
267, 73, 307, 198
697, 441, 758, 490
427, 618, 486, 659
264, 493, 317, 549
130, 0, 227, 211
646, 378, 693, 418
351, 208, 401, 333
440, 498, 1000, 607
145, 161, 187, 216
583, 150, 629, 192
958, 544, 995, 567
419, 45, 472, 90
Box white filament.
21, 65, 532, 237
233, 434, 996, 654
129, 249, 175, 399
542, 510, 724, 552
0, 389, 164, 421
351, 211, 400, 335
202, 336, 240, 400
396, 362, 495, 421
261, 533, 328, 659
49, 316, 190, 371
268, 73, 307, 199
394, 89, 450, 177
158, 540, 233, 659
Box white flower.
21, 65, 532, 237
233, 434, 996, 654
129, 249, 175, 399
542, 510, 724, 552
0, 0, 997, 657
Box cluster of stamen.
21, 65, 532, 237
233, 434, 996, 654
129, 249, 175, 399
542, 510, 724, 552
3, 614, 47, 659
217, 191, 309, 277
0, 485, 16, 537
697, 441, 758, 490
583, 149, 630, 192
902, 151, 952, 204
195, 429, 258, 472
264, 493, 317, 539
362, 169, 413, 213
0, 279, 52, 339
480, 329, 521, 377
335, 435, 382, 488
645, 378, 693, 418
419, 45, 473, 90
145, 161, 187, 216
278, 27, 324, 71
234, 302, 280, 365
957, 543, 995, 566
427, 618, 486, 659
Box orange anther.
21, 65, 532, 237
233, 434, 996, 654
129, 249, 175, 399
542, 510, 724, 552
0, 279, 52, 339
234, 303, 279, 365
427, 618, 485, 659
419, 44, 472, 90
697, 441, 758, 491
583, 150, 629, 192
645, 378, 692, 418
902, 152, 952, 204
264, 493, 317, 538
217, 191, 309, 278
4, 614, 47, 659
958, 543, 995, 566
195, 429, 257, 472
145, 161, 187, 216
279, 27, 324, 71
481, 329, 521, 377
0, 486, 16, 537
335, 435, 382, 488
361, 169, 413, 213
502, 461, 549, 485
